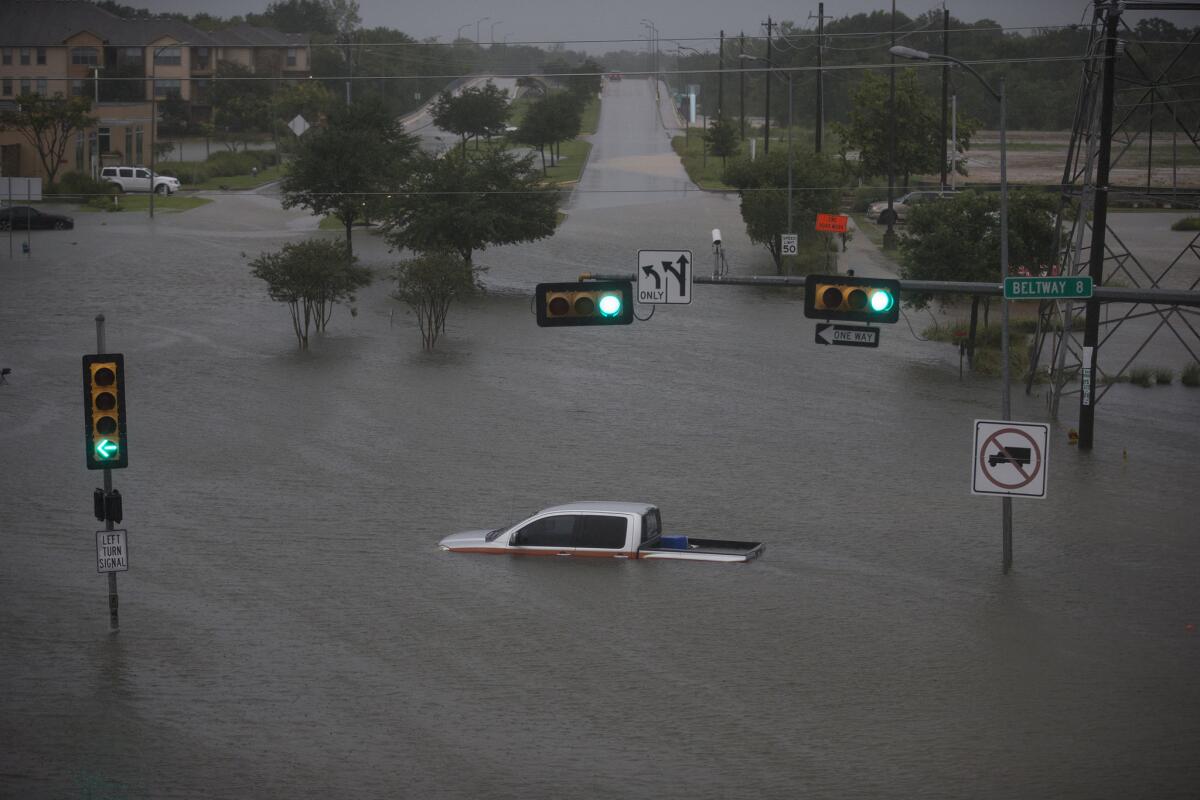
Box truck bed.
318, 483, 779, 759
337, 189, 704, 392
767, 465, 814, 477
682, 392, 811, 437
639, 537, 765, 563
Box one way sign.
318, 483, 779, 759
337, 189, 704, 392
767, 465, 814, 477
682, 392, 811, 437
815, 323, 880, 348
637, 250, 692, 304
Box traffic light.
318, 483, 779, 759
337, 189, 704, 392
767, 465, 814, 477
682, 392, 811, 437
83, 353, 128, 470
804, 274, 901, 324
536, 280, 633, 327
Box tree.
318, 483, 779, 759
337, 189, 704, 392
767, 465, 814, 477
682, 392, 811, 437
0, 95, 96, 184
900, 189, 1057, 357
722, 149, 842, 273
260, 0, 336, 34
210, 61, 273, 150
431, 83, 510, 153
280, 98, 419, 257
385, 148, 560, 270
833, 68, 977, 189
392, 252, 480, 350
250, 239, 373, 350
704, 114, 740, 168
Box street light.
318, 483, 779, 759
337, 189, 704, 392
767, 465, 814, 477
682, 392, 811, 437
475, 17, 490, 44
891, 44, 1013, 570
456, 23, 470, 41
150, 41, 185, 220
641, 19, 658, 99
490, 20, 502, 44
741, 54, 794, 243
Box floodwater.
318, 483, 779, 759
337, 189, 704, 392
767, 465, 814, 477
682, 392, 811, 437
1, 79, 1198, 799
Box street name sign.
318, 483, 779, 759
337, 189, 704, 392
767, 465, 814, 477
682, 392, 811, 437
815, 213, 849, 233
1004, 276, 1093, 301
96, 529, 129, 573
815, 323, 880, 348
637, 250, 692, 304
781, 234, 799, 257
971, 420, 1049, 499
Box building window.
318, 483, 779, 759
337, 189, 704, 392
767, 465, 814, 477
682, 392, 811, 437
1, 78, 11, 96
20, 48, 31, 65
98, 127, 111, 153
135, 126, 143, 163
36, 47, 47, 65
125, 129, 133, 163
192, 47, 209, 69
154, 79, 181, 98
20, 78, 31, 95
192, 78, 210, 102
286, 48, 297, 67
71, 79, 87, 96
76, 133, 84, 172
2, 48, 11, 65
154, 47, 181, 66
71, 47, 100, 66
36, 78, 47, 96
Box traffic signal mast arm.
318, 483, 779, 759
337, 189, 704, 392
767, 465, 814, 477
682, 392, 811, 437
576, 274, 1200, 307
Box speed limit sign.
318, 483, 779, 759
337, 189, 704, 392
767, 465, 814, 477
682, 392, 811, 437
781, 234, 798, 257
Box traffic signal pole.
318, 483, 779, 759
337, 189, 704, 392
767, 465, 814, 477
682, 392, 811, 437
95, 314, 119, 631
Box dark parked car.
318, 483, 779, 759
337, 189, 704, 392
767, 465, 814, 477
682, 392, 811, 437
0, 206, 75, 231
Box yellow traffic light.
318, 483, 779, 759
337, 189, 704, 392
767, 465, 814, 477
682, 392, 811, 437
536, 281, 633, 326
83, 353, 128, 469
804, 275, 901, 324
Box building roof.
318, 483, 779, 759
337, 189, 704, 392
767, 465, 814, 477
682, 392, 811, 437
0, 1, 307, 48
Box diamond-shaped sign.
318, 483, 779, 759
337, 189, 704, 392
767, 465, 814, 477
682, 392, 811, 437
288, 114, 310, 137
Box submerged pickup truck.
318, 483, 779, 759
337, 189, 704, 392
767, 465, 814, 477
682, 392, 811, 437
438, 501, 765, 563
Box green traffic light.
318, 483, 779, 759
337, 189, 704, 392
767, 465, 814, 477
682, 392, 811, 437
95, 439, 119, 459
870, 290, 894, 312
598, 294, 622, 317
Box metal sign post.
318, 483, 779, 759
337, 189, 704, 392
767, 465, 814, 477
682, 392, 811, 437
94, 314, 120, 630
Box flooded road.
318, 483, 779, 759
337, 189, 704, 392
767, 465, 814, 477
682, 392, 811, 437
1, 79, 1199, 799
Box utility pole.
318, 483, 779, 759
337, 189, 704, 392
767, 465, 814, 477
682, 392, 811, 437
718, 30, 725, 117
739, 32, 746, 139
809, 3, 829, 153
1080, 1, 1121, 450
884, 0, 897, 249
763, 16, 774, 155
940, 7, 950, 189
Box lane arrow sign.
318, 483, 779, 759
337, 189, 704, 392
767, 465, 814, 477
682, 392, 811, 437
663, 255, 688, 297
641, 264, 661, 289
815, 323, 880, 348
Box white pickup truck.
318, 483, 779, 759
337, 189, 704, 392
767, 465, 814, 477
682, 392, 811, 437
438, 501, 765, 563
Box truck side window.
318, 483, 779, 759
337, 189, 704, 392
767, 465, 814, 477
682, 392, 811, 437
577, 515, 626, 549
512, 515, 577, 547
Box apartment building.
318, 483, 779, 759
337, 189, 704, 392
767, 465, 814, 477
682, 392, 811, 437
0, 0, 310, 181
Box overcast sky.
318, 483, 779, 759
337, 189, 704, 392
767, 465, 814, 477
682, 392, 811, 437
126, 0, 1124, 50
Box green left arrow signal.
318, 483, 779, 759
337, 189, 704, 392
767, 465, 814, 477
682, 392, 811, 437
95, 439, 119, 459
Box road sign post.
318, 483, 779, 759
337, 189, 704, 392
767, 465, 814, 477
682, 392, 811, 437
972, 419, 1050, 573
780, 234, 798, 257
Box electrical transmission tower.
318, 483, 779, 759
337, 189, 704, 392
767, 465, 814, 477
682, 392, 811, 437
1029, 0, 1200, 448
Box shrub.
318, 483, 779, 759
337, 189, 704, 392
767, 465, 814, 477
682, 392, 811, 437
1182, 363, 1200, 387
1154, 368, 1173, 385
1129, 367, 1154, 387
1170, 216, 1200, 232
44, 171, 118, 202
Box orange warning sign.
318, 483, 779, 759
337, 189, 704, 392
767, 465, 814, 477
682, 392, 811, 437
815, 213, 849, 233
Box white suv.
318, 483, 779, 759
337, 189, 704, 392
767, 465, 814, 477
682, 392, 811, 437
100, 166, 181, 195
